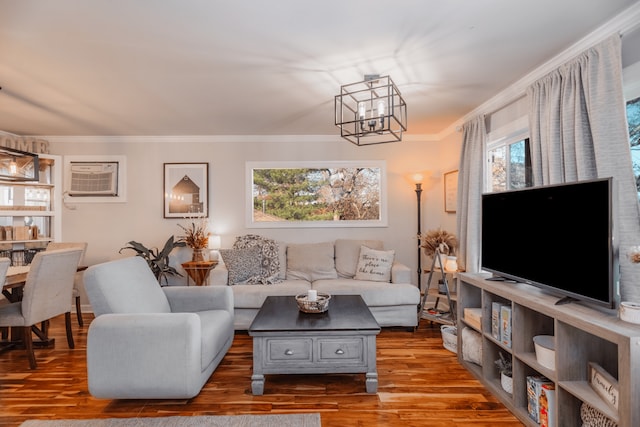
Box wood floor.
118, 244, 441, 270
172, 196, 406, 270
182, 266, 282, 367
0, 314, 524, 427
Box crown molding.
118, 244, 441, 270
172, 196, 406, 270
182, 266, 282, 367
42, 133, 439, 144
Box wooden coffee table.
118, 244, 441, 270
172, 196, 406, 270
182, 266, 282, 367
248, 294, 381, 395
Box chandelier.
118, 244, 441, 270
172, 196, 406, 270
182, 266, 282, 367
335, 75, 407, 146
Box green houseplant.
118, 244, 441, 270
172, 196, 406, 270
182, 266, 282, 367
495, 352, 513, 394
120, 236, 186, 285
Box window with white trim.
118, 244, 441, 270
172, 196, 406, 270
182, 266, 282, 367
486, 136, 532, 193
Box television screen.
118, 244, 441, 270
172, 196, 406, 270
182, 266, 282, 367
481, 178, 617, 309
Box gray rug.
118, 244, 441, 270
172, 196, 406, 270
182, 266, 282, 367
19, 414, 321, 427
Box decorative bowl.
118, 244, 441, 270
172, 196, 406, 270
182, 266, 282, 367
295, 293, 331, 313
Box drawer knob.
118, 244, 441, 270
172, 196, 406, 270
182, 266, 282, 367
335, 349, 345, 355
284, 349, 294, 356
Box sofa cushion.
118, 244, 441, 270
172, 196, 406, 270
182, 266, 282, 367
312, 279, 420, 306
354, 245, 395, 282
231, 280, 311, 308
286, 241, 337, 282
335, 239, 383, 278
220, 246, 262, 285
277, 241, 287, 280
233, 234, 282, 284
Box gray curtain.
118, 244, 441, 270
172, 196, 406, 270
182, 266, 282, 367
527, 34, 640, 302
456, 116, 486, 274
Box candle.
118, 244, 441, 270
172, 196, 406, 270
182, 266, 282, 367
307, 289, 317, 301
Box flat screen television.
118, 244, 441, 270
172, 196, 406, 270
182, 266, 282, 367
481, 177, 617, 309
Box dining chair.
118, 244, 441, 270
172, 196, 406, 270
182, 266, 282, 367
0, 248, 83, 369
45, 242, 88, 326
0, 257, 11, 341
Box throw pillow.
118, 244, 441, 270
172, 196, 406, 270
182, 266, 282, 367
286, 241, 338, 282
219, 246, 262, 285
335, 239, 384, 278
353, 245, 395, 282
233, 234, 282, 284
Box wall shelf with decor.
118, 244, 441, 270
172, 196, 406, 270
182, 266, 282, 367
0, 154, 61, 264
457, 272, 640, 427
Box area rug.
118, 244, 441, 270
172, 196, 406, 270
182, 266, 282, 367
19, 414, 321, 427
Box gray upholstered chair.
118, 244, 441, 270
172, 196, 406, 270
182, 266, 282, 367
0, 249, 84, 369
0, 257, 12, 341
45, 242, 88, 327
84, 256, 235, 399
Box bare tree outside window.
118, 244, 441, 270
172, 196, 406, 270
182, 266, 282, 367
247, 161, 387, 228
627, 96, 640, 197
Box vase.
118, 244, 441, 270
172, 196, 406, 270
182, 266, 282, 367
191, 248, 206, 262
501, 372, 513, 394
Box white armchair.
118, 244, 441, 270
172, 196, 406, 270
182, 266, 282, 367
84, 256, 234, 399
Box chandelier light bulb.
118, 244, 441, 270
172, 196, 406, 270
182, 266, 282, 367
358, 102, 366, 120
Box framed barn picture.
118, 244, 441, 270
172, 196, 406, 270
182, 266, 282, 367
163, 163, 209, 218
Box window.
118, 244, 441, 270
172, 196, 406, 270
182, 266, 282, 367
627, 96, 640, 198
486, 138, 532, 193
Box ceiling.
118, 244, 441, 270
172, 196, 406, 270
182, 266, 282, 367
1, 0, 639, 138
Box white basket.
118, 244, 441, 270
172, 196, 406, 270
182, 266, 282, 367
441, 325, 458, 354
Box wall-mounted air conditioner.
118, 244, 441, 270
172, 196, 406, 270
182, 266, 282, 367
68, 162, 119, 196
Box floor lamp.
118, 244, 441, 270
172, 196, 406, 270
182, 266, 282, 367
407, 172, 428, 292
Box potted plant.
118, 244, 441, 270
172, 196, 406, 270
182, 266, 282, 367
495, 352, 513, 394
120, 236, 186, 285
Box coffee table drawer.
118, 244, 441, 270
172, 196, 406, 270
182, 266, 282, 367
266, 338, 312, 362
318, 338, 364, 362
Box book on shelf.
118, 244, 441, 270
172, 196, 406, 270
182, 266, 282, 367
491, 302, 503, 340
527, 375, 553, 424
500, 305, 512, 348
539, 383, 556, 427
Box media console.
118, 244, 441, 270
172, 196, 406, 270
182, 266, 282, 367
457, 272, 640, 427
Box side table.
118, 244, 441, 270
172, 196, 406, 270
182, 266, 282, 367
181, 260, 217, 286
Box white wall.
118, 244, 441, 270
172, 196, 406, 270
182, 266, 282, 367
48, 134, 462, 286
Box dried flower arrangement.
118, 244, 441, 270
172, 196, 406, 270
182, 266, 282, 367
420, 228, 458, 257
177, 217, 210, 249
629, 246, 640, 263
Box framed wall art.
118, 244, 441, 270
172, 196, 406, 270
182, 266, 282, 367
246, 160, 387, 228
163, 163, 208, 218
444, 169, 458, 213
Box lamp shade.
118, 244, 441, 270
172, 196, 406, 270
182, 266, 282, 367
208, 235, 221, 250
405, 170, 431, 187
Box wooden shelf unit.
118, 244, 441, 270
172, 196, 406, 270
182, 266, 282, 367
457, 272, 640, 427
0, 154, 61, 264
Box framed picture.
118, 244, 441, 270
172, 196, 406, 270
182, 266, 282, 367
246, 160, 387, 228
588, 362, 619, 410
163, 163, 209, 218
444, 170, 458, 213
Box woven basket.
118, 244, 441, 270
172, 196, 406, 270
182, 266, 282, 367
296, 293, 331, 313
441, 325, 458, 353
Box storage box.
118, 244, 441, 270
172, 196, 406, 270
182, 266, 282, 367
463, 307, 482, 330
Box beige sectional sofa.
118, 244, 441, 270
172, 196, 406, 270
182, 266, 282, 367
170, 238, 420, 330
